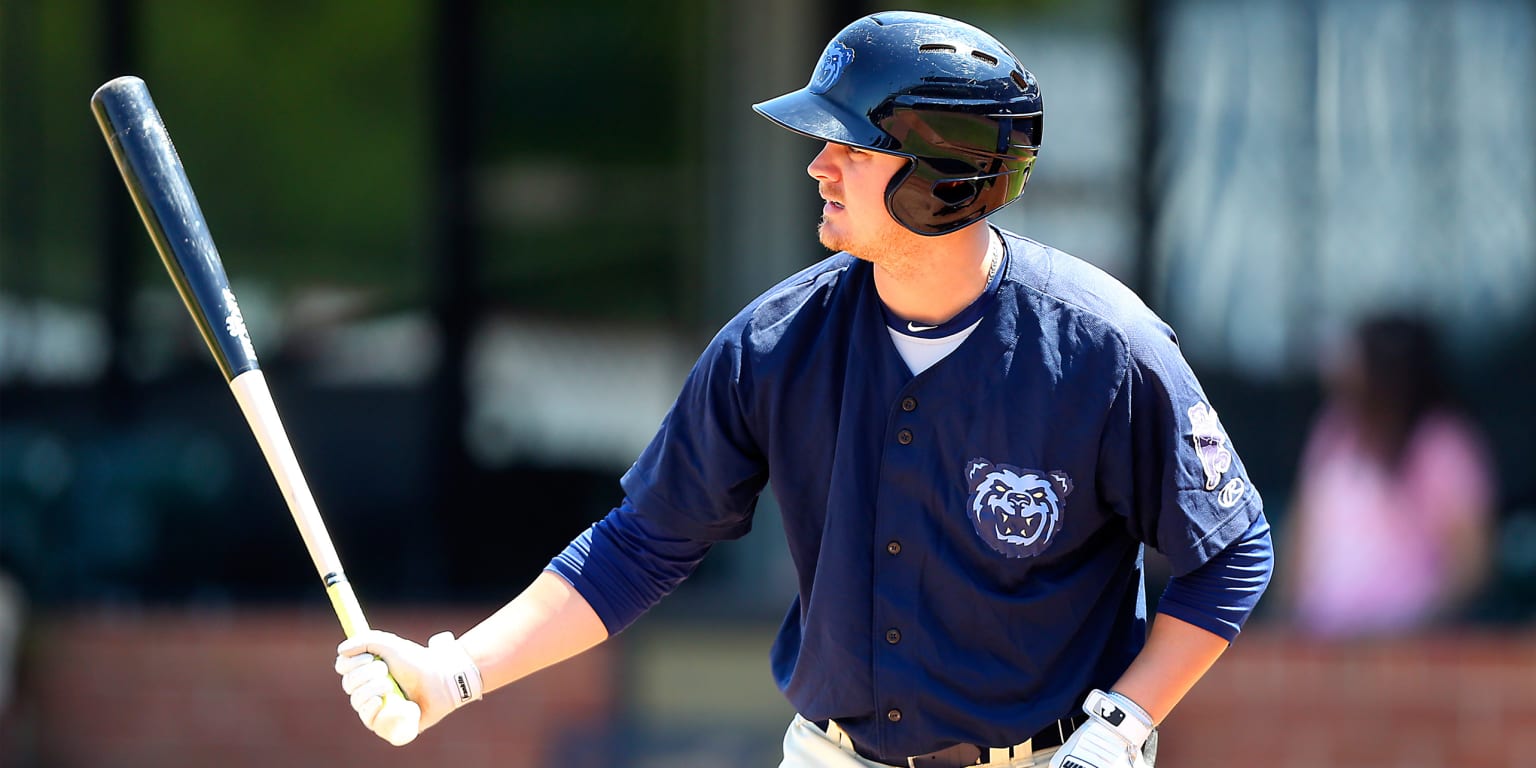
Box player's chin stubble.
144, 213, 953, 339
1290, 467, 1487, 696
818, 214, 876, 259
817, 217, 844, 253
820, 216, 927, 280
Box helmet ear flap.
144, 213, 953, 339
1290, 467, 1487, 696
886, 157, 979, 236
883, 157, 919, 226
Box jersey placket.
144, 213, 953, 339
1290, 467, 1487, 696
868, 380, 932, 756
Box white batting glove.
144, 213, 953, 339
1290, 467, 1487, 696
1049, 689, 1157, 768
335, 629, 484, 744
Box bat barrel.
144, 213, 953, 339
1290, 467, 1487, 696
91, 75, 259, 382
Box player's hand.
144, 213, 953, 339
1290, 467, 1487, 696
1049, 689, 1156, 768
335, 629, 483, 744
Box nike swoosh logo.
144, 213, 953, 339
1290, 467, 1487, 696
907, 322, 940, 332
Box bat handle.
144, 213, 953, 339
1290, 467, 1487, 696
324, 572, 377, 639
327, 574, 417, 740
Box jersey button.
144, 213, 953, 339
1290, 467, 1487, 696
886, 540, 901, 555
885, 628, 901, 644
897, 428, 913, 445
886, 709, 902, 723
900, 396, 917, 412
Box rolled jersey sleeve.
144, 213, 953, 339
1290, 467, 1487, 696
547, 327, 768, 634
1097, 321, 1265, 576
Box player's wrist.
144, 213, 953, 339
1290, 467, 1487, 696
1082, 688, 1154, 747
427, 631, 484, 710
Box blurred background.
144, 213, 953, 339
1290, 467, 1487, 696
1, 0, 1532, 766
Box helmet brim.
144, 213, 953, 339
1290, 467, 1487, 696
752, 89, 898, 152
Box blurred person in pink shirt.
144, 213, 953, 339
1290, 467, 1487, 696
1281, 314, 1497, 639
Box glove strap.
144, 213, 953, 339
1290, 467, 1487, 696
1081, 689, 1154, 747
428, 631, 484, 708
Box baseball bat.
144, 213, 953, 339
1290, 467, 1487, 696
90, 75, 420, 745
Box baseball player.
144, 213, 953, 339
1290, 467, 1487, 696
336, 11, 1273, 768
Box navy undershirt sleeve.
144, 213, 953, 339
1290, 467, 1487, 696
1155, 514, 1274, 641
546, 496, 719, 634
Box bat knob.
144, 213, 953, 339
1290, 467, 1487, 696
374, 695, 422, 746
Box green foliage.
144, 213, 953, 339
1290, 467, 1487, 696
0, 0, 708, 317
134, 0, 431, 298
473, 2, 702, 321
0, 0, 430, 303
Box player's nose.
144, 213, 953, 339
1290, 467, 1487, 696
807, 142, 841, 182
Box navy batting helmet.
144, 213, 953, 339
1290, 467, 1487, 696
753, 11, 1043, 236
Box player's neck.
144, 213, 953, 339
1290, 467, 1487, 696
872, 225, 997, 325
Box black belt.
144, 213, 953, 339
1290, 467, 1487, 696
815, 714, 1088, 768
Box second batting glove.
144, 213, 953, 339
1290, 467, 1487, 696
1049, 689, 1157, 768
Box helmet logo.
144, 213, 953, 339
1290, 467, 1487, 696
809, 41, 855, 94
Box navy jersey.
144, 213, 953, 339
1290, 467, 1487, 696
548, 227, 1264, 759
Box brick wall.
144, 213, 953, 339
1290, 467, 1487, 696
2, 610, 1532, 768
1157, 629, 1536, 768
0, 607, 619, 768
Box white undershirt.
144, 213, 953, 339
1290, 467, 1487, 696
888, 319, 983, 375
883, 229, 1002, 375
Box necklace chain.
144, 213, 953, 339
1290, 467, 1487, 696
984, 233, 1002, 286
